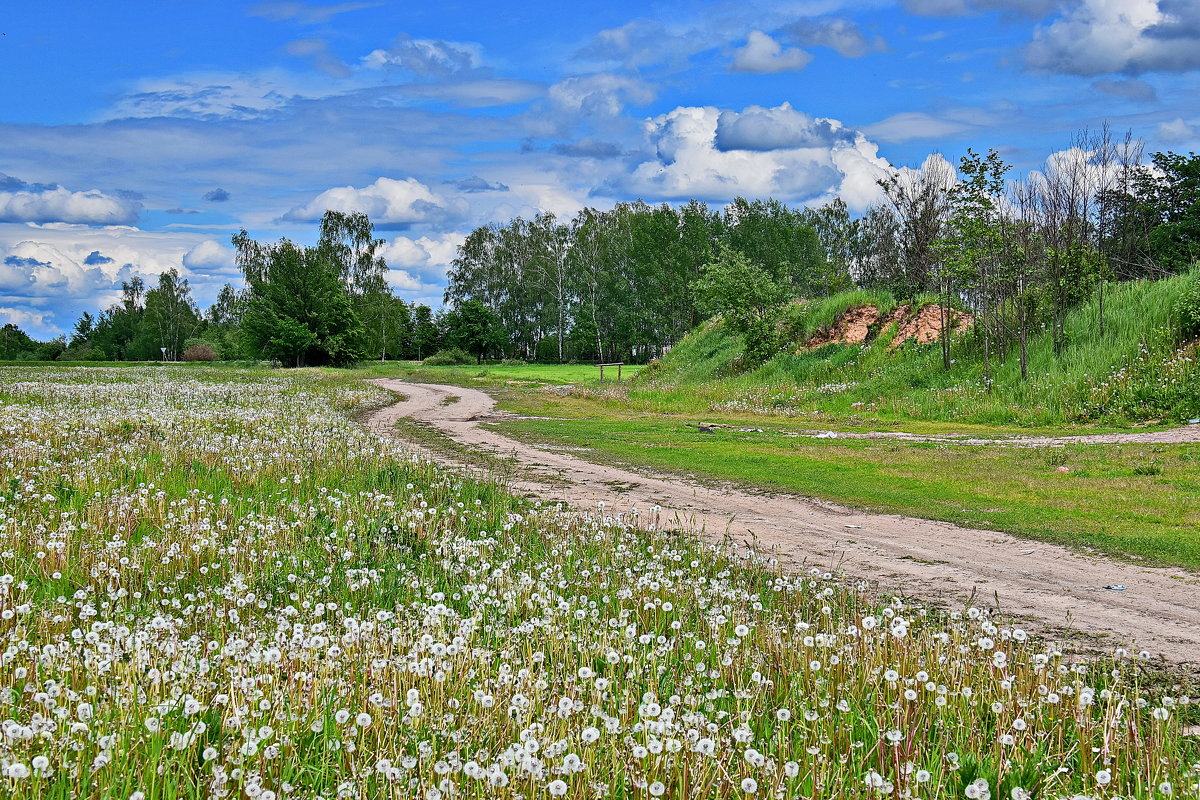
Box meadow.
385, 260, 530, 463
0, 365, 1197, 798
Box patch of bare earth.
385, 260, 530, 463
366, 379, 1200, 669
804, 303, 974, 350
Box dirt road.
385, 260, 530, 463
367, 379, 1200, 667
792, 427, 1200, 446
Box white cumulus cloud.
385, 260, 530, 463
380, 233, 465, 282
619, 105, 893, 211
731, 31, 813, 74
1026, 0, 1200, 75
547, 74, 657, 117
283, 177, 468, 226
183, 240, 239, 274
0, 185, 141, 226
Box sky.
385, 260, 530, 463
2, 0, 1199, 338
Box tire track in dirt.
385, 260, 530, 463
366, 379, 1200, 667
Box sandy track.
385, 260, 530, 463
367, 379, 1200, 667
792, 427, 1200, 446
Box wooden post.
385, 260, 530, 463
596, 361, 624, 382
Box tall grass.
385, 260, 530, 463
637, 274, 1200, 426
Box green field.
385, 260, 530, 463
348, 360, 644, 386
493, 413, 1200, 570
1, 364, 1196, 799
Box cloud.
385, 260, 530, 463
715, 103, 854, 151
0, 225, 245, 334
550, 139, 625, 159
247, 1, 379, 24
547, 74, 656, 118
0, 306, 56, 338
0, 174, 57, 193
165, 208, 201, 215
903, 0, 1058, 17
615, 104, 893, 211
578, 19, 706, 70
106, 74, 300, 120
380, 232, 465, 287
183, 240, 239, 274
1026, 0, 1200, 75
362, 35, 483, 76
0, 180, 141, 225
1093, 77, 1158, 102
285, 38, 352, 78
783, 18, 886, 58
1157, 118, 1197, 142
282, 176, 468, 227
203, 188, 231, 202
731, 31, 813, 74
863, 111, 975, 142
451, 176, 509, 193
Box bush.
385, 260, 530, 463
1173, 276, 1200, 339
181, 343, 218, 362
422, 347, 474, 366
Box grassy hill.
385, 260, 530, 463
636, 273, 1200, 427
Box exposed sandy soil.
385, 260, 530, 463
805, 303, 973, 350
366, 379, 1200, 667
807, 305, 880, 347
890, 304, 973, 348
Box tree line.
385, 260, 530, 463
4, 135, 1197, 370
444, 198, 855, 363
14, 212, 447, 366
446, 133, 1200, 371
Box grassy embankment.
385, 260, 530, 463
1, 364, 1196, 798
365, 275, 1200, 570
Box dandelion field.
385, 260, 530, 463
0, 367, 1197, 799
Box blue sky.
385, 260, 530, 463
2, 0, 1199, 338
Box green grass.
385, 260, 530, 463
634, 273, 1200, 427
346, 360, 644, 386
494, 414, 1200, 571
2, 364, 1197, 798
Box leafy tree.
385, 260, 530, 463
71, 312, 94, 347
444, 298, 506, 364
723, 197, 823, 295
692, 244, 790, 364
877, 157, 956, 297
0, 323, 40, 359
129, 268, 199, 360
411, 304, 441, 360
88, 277, 146, 361
233, 226, 363, 367
1134, 151, 1200, 271
936, 148, 1010, 381
800, 199, 857, 295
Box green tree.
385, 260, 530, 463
130, 268, 200, 360
0, 323, 40, 359
233, 226, 363, 367
692, 244, 790, 364
936, 148, 1010, 382
411, 304, 441, 360
444, 298, 506, 364
1134, 151, 1200, 272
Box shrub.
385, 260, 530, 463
181, 343, 218, 362
422, 347, 474, 366
1173, 276, 1200, 339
